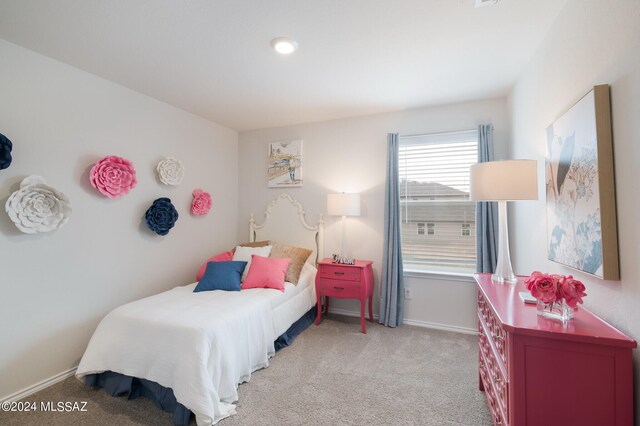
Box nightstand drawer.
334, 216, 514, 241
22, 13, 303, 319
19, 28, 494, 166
318, 278, 361, 298
318, 265, 361, 281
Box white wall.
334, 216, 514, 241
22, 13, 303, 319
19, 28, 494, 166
0, 39, 238, 399
507, 0, 640, 411
238, 98, 509, 332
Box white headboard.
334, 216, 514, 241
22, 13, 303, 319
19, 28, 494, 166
249, 194, 324, 265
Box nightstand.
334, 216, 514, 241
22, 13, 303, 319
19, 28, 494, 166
315, 258, 374, 334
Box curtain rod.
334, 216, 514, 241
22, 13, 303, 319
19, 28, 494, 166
399, 128, 477, 139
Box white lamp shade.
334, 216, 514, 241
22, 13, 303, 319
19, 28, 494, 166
327, 193, 361, 216
470, 160, 538, 201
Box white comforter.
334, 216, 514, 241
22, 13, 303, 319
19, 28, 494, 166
76, 284, 278, 425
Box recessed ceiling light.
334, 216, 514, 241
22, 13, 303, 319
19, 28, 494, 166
271, 37, 298, 55
475, 0, 499, 7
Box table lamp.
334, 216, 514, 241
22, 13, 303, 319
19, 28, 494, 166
327, 193, 361, 257
470, 160, 538, 283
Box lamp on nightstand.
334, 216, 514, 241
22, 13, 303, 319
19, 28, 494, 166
470, 160, 538, 284
327, 193, 361, 257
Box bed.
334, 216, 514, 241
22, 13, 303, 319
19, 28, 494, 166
76, 194, 324, 425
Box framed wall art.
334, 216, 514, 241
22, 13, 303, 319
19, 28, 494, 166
268, 140, 303, 188
545, 85, 619, 280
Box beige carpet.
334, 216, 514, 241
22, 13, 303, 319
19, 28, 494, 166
1, 315, 491, 426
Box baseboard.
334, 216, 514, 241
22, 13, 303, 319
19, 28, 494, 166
1, 366, 77, 403
402, 318, 477, 335
327, 308, 477, 335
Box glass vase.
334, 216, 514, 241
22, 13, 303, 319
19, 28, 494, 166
537, 299, 574, 321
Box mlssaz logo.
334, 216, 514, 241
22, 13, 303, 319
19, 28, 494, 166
40, 401, 88, 412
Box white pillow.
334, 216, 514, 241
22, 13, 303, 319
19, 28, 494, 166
232, 245, 273, 281
296, 262, 318, 289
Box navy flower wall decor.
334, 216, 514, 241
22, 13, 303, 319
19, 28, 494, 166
0, 132, 13, 171
145, 197, 179, 236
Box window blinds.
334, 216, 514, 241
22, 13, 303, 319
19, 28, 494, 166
399, 130, 478, 272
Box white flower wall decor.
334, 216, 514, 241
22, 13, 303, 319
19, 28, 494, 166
156, 157, 185, 186
5, 175, 72, 234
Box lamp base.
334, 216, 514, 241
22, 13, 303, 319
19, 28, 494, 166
491, 273, 517, 284
340, 215, 348, 258
492, 200, 518, 285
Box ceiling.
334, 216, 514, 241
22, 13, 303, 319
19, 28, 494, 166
0, 0, 567, 132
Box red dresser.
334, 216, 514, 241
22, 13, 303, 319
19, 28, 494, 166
475, 273, 636, 426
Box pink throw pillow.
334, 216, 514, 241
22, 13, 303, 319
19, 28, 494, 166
196, 251, 234, 281
242, 255, 291, 292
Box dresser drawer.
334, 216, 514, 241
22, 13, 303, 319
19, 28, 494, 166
479, 348, 506, 426
479, 318, 509, 424
478, 290, 508, 369
317, 278, 361, 298
318, 265, 361, 282
478, 342, 509, 425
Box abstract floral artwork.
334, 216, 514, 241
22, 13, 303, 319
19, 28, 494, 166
156, 157, 185, 186
5, 175, 71, 234
145, 197, 179, 236
90, 155, 137, 198
191, 189, 212, 215
546, 85, 619, 280
0, 132, 13, 171
268, 140, 303, 188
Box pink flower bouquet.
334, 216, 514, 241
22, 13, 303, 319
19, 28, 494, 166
191, 189, 212, 215
525, 271, 587, 308
90, 155, 137, 198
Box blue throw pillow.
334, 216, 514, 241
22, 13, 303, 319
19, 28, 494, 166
194, 261, 247, 293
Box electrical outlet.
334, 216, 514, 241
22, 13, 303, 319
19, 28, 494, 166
404, 287, 413, 300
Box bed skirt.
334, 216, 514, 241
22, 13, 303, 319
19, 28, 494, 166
84, 305, 317, 425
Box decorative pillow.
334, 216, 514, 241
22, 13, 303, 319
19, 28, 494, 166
193, 261, 247, 293
269, 243, 313, 284
296, 262, 318, 289
232, 240, 271, 253
196, 251, 234, 281
232, 245, 273, 281
242, 255, 291, 292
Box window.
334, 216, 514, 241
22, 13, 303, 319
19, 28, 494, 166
427, 223, 435, 235
417, 222, 435, 236
399, 130, 478, 274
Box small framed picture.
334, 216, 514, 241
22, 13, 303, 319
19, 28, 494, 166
268, 140, 303, 188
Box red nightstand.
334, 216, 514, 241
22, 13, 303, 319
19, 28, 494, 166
315, 258, 374, 334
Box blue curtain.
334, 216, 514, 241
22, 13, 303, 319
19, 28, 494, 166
476, 124, 498, 273
379, 133, 404, 327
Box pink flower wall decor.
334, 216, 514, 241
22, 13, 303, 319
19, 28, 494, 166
90, 155, 137, 198
191, 189, 212, 215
